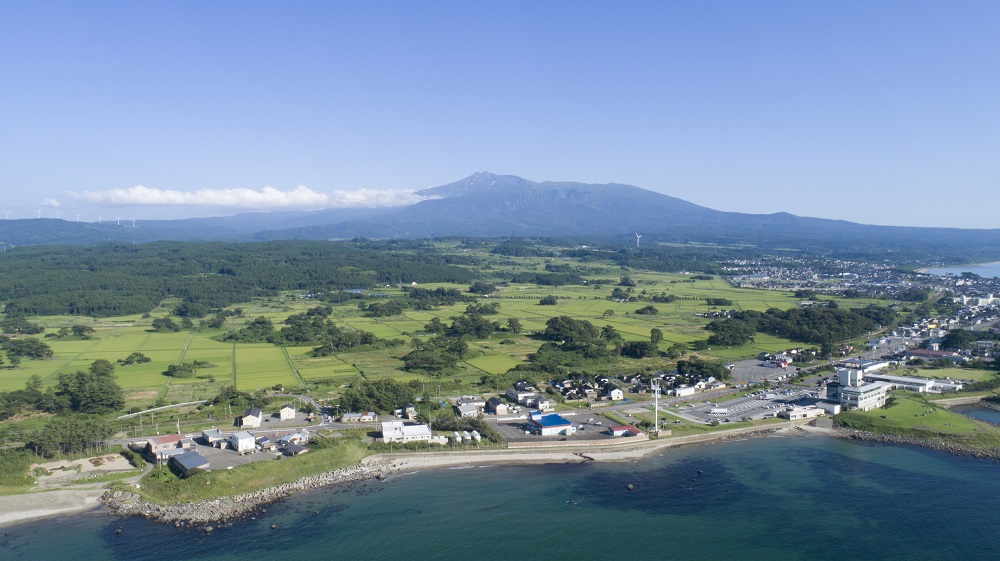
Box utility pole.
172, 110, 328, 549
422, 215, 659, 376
651, 377, 661, 436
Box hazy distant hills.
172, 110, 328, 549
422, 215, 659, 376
2, 172, 999, 262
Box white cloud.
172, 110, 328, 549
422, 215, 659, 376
42, 197, 60, 207
68, 185, 426, 209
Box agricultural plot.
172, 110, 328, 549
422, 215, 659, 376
234, 345, 298, 391
465, 354, 523, 375
343, 319, 405, 339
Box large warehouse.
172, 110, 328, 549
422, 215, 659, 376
528, 412, 575, 436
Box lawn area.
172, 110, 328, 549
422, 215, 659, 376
906, 367, 997, 382
836, 394, 1000, 447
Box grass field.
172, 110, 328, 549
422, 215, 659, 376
837, 393, 995, 438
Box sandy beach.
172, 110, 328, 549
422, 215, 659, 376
0, 489, 107, 527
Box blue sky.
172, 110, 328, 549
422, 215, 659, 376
1, 1, 997, 227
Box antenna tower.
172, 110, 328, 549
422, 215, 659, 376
651, 377, 661, 435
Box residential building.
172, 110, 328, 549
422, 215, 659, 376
486, 397, 510, 415
279, 404, 295, 421
229, 431, 256, 454
381, 421, 445, 443
144, 434, 193, 460
240, 406, 263, 428
200, 428, 226, 447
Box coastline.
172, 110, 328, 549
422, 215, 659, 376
12, 418, 988, 531
0, 488, 107, 528
1, 421, 804, 529
916, 260, 1000, 276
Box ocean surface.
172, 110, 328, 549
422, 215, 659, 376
923, 261, 1000, 278
952, 403, 1000, 425
3, 434, 1000, 561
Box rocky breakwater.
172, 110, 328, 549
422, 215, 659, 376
979, 398, 1000, 414
839, 429, 1000, 460
102, 461, 390, 527
722, 428, 781, 440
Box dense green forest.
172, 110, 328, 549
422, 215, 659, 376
706, 306, 899, 347
0, 241, 478, 317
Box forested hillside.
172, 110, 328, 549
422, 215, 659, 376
0, 241, 477, 317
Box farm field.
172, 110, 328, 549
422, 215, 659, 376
1, 250, 892, 407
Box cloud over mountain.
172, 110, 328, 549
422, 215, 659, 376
68, 185, 425, 209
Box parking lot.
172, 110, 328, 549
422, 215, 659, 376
671, 387, 815, 424
488, 412, 625, 444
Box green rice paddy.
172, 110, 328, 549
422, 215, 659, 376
0, 263, 891, 405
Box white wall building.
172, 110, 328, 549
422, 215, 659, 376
381, 421, 445, 444
840, 382, 891, 411
229, 431, 256, 454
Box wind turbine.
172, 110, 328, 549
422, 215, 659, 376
74, 213, 81, 222
97, 215, 103, 224
116, 216, 121, 226
54, 209, 61, 219
2, 211, 10, 220
35, 209, 42, 219
130, 217, 136, 227
635, 232, 642, 247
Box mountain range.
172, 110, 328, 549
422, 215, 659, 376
1, 172, 998, 261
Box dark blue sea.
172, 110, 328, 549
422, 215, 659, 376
3, 434, 1000, 560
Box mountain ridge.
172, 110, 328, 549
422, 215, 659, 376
1, 173, 999, 263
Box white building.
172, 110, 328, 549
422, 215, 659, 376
864, 373, 964, 393
840, 382, 891, 411
229, 431, 256, 454
381, 421, 445, 444
456, 403, 480, 418
672, 386, 696, 397
279, 404, 295, 421
778, 407, 825, 420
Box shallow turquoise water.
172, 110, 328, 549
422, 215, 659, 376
3, 435, 1000, 560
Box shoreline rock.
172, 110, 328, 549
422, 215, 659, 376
836, 428, 1000, 460
978, 399, 1000, 414
101, 461, 390, 527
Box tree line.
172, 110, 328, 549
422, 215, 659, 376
0, 241, 478, 317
